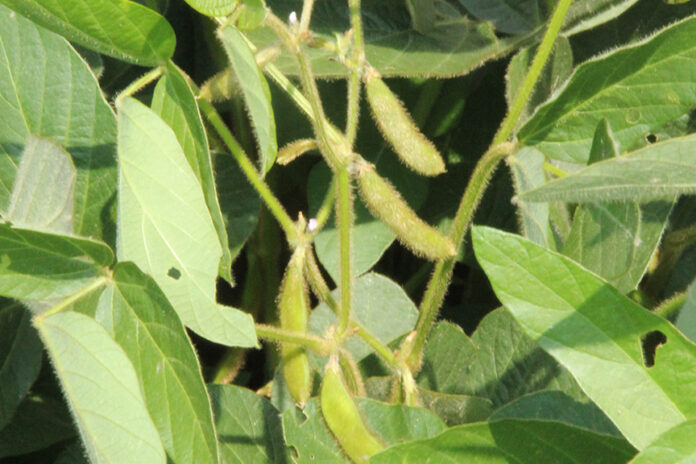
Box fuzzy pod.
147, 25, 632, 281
365, 72, 445, 176
321, 358, 384, 463
277, 139, 318, 165
279, 249, 312, 404
198, 69, 240, 102
357, 163, 456, 260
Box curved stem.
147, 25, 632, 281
199, 99, 299, 244
115, 67, 163, 107
406, 0, 574, 373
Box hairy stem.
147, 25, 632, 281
256, 323, 330, 354
406, 0, 574, 372
336, 169, 353, 335
199, 99, 299, 244
346, 0, 365, 145
115, 67, 163, 107
493, 0, 574, 145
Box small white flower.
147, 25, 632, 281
308, 218, 318, 232
289, 11, 298, 26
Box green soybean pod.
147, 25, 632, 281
279, 249, 312, 404
321, 357, 384, 463
365, 69, 445, 177
357, 163, 456, 260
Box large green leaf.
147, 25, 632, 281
630, 418, 696, 464
4, 136, 75, 234
418, 311, 582, 408
563, 201, 672, 294
151, 62, 233, 284
0, 394, 75, 459
518, 16, 696, 164
35, 311, 165, 464
0, 301, 42, 428
117, 97, 256, 347
309, 273, 418, 363
0, 0, 175, 65
95, 263, 219, 464
253, 0, 511, 78
219, 25, 277, 174
371, 419, 636, 463
0, 5, 117, 243
472, 226, 696, 449
0, 223, 113, 300
519, 134, 696, 202
208, 384, 289, 464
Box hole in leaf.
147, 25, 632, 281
641, 330, 667, 368
645, 133, 657, 144
167, 267, 181, 280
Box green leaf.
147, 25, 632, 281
0, 5, 117, 244
519, 134, 696, 202
519, 16, 696, 164
282, 398, 348, 464
4, 136, 75, 234
219, 25, 277, 174
117, 97, 256, 347
309, 273, 418, 362
472, 226, 696, 449
0, 394, 75, 459
181, 0, 236, 16
0, 301, 42, 428
251, 1, 510, 78
0, 0, 175, 65
418, 311, 582, 408
308, 156, 426, 280
490, 390, 621, 437
35, 311, 165, 464
151, 62, 233, 284
0, 223, 112, 300
563, 201, 672, 294
630, 418, 696, 464
208, 384, 289, 464
95, 263, 219, 464
355, 398, 446, 445
371, 419, 636, 463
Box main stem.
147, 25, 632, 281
407, 0, 575, 371
345, 0, 365, 145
